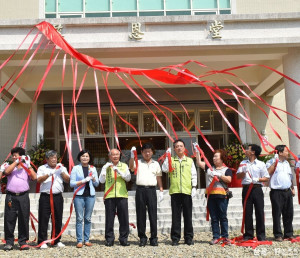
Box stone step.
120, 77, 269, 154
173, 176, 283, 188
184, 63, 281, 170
0, 188, 299, 239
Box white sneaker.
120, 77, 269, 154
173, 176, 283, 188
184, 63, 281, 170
40, 243, 48, 249
55, 242, 65, 248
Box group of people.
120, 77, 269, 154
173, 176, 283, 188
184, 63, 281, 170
0, 140, 299, 251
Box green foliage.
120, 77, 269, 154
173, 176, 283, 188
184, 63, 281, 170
27, 137, 58, 167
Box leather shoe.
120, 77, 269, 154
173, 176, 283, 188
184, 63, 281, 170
105, 241, 114, 247
184, 239, 194, 245
76, 243, 83, 248
171, 241, 179, 246
3, 244, 13, 251
120, 241, 130, 246
150, 240, 158, 246
85, 242, 93, 247
139, 241, 147, 247
275, 237, 283, 242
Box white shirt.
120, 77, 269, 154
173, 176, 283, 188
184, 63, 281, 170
237, 159, 269, 185
37, 164, 69, 194
266, 158, 293, 189
162, 155, 197, 187
135, 159, 162, 186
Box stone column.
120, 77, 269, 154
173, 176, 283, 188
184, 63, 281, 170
283, 48, 300, 156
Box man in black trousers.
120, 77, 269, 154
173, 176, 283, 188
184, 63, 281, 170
266, 145, 295, 241
129, 143, 164, 247
237, 144, 269, 241
37, 150, 70, 248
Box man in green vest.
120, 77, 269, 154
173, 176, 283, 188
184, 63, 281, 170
99, 149, 131, 247
162, 139, 197, 246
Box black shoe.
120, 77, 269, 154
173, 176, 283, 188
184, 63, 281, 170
171, 241, 179, 246
150, 240, 158, 246
184, 239, 194, 246
105, 241, 114, 247
3, 244, 13, 251
120, 241, 130, 246
21, 246, 30, 250
139, 241, 147, 247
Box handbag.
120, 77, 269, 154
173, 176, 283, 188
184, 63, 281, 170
219, 180, 233, 199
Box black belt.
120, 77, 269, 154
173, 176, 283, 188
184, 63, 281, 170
271, 188, 291, 192
6, 191, 28, 196
242, 184, 262, 188
41, 192, 62, 196
137, 185, 156, 189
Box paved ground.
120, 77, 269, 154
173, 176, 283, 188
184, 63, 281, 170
1, 230, 300, 257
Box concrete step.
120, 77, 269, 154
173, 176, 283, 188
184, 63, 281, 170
0, 188, 299, 239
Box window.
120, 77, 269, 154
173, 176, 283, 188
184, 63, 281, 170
199, 109, 224, 131
86, 113, 109, 135
172, 111, 195, 132
143, 111, 166, 133
45, 0, 231, 18
115, 112, 138, 133
59, 113, 82, 136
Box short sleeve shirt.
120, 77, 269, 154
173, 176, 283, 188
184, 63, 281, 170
136, 159, 162, 186
266, 158, 293, 189
237, 159, 269, 185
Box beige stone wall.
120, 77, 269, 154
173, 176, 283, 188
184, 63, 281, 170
0, 100, 32, 162
235, 0, 300, 14
0, 0, 40, 20
248, 89, 289, 152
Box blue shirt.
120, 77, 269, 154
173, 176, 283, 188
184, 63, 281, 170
266, 158, 293, 189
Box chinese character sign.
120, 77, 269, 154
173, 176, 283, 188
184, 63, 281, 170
129, 22, 144, 40
209, 20, 223, 39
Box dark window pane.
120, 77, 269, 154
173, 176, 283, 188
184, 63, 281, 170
199, 111, 211, 130
85, 13, 110, 17
213, 111, 223, 131
44, 111, 56, 137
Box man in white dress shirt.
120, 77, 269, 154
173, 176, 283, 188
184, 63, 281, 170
237, 144, 269, 241
37, 150, 70, 249
266, 145, 295, 241
129, 143, 163, 247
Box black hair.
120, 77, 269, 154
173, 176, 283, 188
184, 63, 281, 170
248, 144, 262, 158
11, 147, 25, 156
141, 143, 154, 152
275, 145, 286, 154
77, 149, 93, 164
173, 139, 185, 147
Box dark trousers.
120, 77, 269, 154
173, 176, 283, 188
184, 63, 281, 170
135, 186, 157, 243
170, 193, 193, 242
207, 197, 229, 239
242, 186, 265, 241
38, 193, 64, 245
270, 189, 294, 238
4, 192, 30, 246
104, 198, 129, 243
